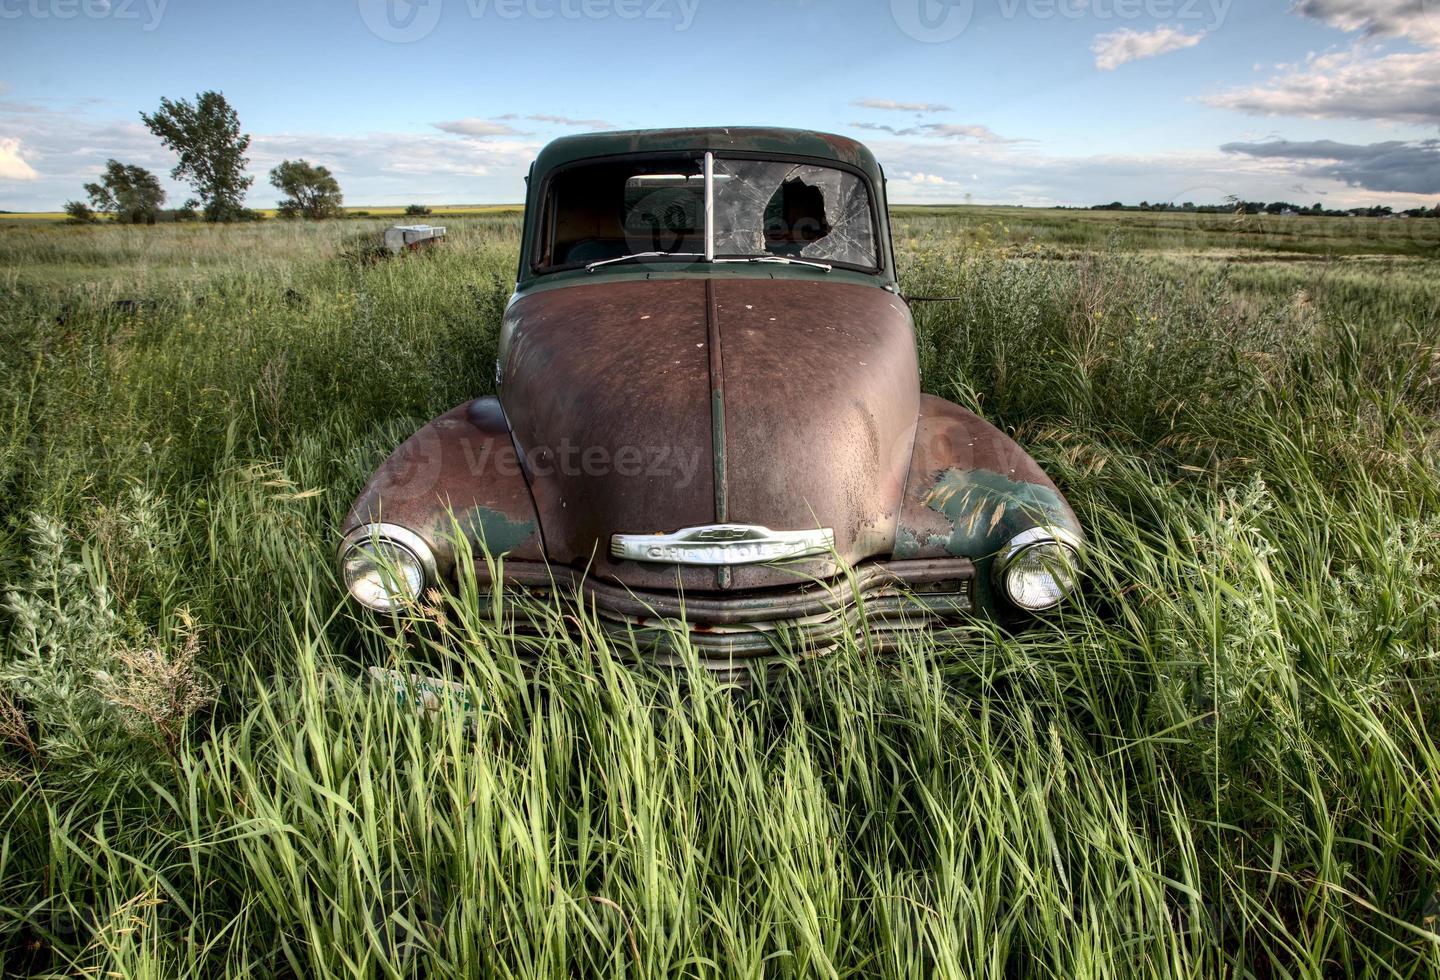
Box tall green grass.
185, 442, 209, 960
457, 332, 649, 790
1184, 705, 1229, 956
1, 215, 1437, 977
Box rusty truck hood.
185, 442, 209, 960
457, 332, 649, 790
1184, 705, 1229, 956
499, 275, 919, 591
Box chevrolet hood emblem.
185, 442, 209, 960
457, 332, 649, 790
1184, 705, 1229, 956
611, 524, 836, 566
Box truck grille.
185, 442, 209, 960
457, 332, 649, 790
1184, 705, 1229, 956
473, 558, 977, 669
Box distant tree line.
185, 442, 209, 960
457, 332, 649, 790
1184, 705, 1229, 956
1087, 199, 1440, 219
64, 90, 346, 224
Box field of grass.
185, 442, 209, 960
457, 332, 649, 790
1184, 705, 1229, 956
1, 208, 1437, 977
892, 205, 1440, 258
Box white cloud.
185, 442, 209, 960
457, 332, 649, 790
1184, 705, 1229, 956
896, 171, 957, 185
852, 98, 952, 114
928, 124, 1022, 143
850, 121, 1022, 143
1204, 1, 1440, 127
1291, 0, 1440, 46
0, 100, 540, 209
1204, 48, 1440, 126
252, 132, 537, 180
1091, 26, 1205, 70
0, 138, 38, 180
431, 118, 526, 138
524, 113, 611, 128
864, 136, 1433, 208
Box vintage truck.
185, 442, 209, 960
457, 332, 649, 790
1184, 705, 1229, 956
339, 127, 1084, 671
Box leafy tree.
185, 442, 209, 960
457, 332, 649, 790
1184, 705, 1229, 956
82, 160, 166, 224
63, 200, 97, 223
141, 91, 252, 222
269, 159, 344, 219
404, 203, 432, 216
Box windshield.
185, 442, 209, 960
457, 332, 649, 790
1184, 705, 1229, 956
533, 153, 879, 273
537, 155, 705, 269
711, 159, 877, 268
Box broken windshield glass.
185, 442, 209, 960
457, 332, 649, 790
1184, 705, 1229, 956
711, 159, 877, 269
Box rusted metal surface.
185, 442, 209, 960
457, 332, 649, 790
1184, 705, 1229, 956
499, 277, 722, 592
894, 394, 1082, 613
711, 278, 920, 590
496, 275, 921, 593
341, 397, 544, 573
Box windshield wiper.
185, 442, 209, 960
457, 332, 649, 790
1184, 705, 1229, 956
714, 254, 833, 272
585, 251, 704, 272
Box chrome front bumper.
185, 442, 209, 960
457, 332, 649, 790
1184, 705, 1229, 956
473, 558, 977, 668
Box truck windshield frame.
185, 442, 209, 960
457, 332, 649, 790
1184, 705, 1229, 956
529, 150, 883, 276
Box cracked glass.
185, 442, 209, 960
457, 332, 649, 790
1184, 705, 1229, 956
711, 159, 878, 268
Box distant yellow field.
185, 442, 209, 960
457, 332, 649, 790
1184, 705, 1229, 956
0, 212, 71, 222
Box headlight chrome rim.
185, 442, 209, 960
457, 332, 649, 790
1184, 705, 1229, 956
339, 523, 437, 611
994, 525, 1084, 613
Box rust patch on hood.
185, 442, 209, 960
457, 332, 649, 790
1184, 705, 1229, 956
499, 275, 919, 591
501, 278, 720, 592
710, 278, 919, 589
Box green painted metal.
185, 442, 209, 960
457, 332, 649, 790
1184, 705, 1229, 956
458, 505, 538, 558
704, 278, 731, 589
898, 467, 1075, 614
517, 127, 898, 290
530, 127, 884, 181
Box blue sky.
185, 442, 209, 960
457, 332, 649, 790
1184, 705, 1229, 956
1, 0, 1437, 210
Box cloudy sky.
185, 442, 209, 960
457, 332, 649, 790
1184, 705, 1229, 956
1, 0, 1438, 210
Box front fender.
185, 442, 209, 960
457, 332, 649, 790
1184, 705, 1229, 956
894, 395, 1082, 614
342, 398, 544, 577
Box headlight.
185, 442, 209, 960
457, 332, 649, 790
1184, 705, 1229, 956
994, 526, 1083, 612
339, 523, 436, 611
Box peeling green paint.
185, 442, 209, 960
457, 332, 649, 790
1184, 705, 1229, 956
459, 506, 537, 556
922, 468, 1071, 559
894, 524, 925, 560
